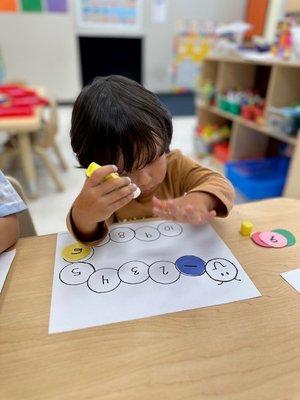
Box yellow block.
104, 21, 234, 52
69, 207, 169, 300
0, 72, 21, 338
240, 220, 253, 236
86, 162, 119, 181
62, 242, 92, 262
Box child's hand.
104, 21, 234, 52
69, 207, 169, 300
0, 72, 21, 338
152, 192, 217, 225
72, 165, 137, 237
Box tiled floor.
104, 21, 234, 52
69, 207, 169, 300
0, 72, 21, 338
2, 106, 231, 236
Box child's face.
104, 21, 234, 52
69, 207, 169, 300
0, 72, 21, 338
119, 153, 167, 196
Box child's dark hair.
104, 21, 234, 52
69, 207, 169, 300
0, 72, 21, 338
70, 75, 173, 171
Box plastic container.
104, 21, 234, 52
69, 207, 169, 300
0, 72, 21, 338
267, 106, 300, 136
225, 157, 290, 200
228, 101, 241, 115
218, 96, 230, 111
241, 104, 254, 120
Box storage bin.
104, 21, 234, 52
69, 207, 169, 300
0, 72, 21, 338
267, 106, 300, 136
225, 157, 290, 200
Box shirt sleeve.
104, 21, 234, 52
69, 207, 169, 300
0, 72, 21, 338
66, 207, 115, 246
0, 171, 27, 217
175, 151, 235, 216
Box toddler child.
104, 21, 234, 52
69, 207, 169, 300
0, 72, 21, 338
67, 75, 235, 244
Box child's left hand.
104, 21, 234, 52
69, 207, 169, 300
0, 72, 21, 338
152, 192, 217, 224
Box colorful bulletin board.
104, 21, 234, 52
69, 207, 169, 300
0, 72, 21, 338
76, 0, 142, 32
0, 0, 68, 13
172, 21, 215, 92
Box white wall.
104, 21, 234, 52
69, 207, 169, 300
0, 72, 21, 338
0, 3, 80, 101
143, 0, 247, 92
0, 0, 246, 100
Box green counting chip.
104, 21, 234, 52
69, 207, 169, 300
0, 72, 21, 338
272, 229, 296, 247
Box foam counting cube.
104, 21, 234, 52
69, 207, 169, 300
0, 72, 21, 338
240, 220, 253, 236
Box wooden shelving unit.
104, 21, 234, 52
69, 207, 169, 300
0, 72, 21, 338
197, 55, 300, 199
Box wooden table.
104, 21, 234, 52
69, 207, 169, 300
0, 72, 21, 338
0, 88, 45, 197
1, 198, 300, 400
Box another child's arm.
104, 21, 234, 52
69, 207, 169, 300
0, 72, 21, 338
0, 215, 20, 253
0, 171, 27, 253
68, 165, 137, 243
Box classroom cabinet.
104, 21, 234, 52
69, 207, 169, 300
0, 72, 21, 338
197, 55, 300, 199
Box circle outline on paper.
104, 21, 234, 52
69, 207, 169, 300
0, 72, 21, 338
118, 260, 150, 284
175, 255, 206, 276
87, 268, 121, 293
59, 262, 96, 286
109, 227, 135, 243
157, 221, 183, 237
205, 258, 239, 283
61, 243, 94, 262
135, 226, 160, 242
148, 260, 181, 284
94, 234, 110, 247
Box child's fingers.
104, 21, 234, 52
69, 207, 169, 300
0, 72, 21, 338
108, 192, 135, 213
104, 183, 136, 204
152, 196, 163, 207
86, 165, 118, 187
153, 207, 174, 220
100, 176, 131, 195
152, 196, 173, 212
209, 210, 217, 218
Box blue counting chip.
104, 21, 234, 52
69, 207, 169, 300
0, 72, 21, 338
175, 255, 206, 276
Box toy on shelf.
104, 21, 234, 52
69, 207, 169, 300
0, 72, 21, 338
217, 90, 265, 122
194, 123, 230, 158
213, 141, 230, 163
196, 80, 216, 106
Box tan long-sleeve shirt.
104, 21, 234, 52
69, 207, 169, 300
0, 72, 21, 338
67, 149, 235, 245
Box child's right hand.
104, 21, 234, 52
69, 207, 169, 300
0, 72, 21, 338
71, 165, 137, 238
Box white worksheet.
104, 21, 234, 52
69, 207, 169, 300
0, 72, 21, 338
49, 221, 261, 333
281, 268, 300, 292
0, 249, 16, 292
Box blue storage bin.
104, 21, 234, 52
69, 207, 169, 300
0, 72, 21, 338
225, 157, 290, 200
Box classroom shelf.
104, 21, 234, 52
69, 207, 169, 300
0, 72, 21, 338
198, 104, 298, 146
197, 56, 300, 199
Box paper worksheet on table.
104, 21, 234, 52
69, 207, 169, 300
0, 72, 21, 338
49, 220, 261, 333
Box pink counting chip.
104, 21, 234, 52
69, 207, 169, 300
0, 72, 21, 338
251, 232, 272, 248
259, 231, 287, 248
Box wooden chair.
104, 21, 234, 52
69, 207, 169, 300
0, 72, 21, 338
31, 96, 68, 191
6, 176, 36, 237
0, 97, 68, 192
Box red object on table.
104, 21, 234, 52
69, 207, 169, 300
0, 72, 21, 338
0, 84, 47, 117
0, 105, 33, 117
213, 142, 230, 163
11, 96, 48, 106
0, 86, 36, 97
